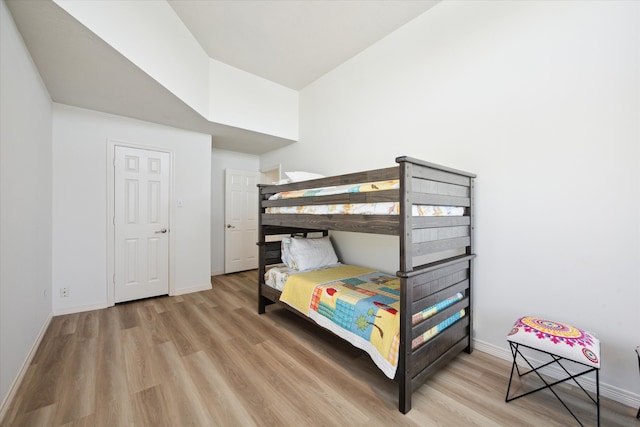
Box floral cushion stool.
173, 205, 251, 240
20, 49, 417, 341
506, 316, 601, 426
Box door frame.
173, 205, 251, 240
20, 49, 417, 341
106, 139, 175, 306
224, 168, 260, 273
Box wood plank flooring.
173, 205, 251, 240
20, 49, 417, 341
2, 270, 635, 426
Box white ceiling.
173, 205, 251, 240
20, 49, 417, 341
167, 0, 439, 90
6, 0, 439, 154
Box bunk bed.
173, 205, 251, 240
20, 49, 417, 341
257, 156, 476, 414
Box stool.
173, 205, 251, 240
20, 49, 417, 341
505, 316, 601, 426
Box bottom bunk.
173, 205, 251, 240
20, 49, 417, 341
257, 235, 473, 414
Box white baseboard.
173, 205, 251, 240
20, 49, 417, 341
0, 312, 52, 424
53, 302, 109, 316
173, 283, 212, 296
473, 338, 640, 410
210, 270, 225, 277
52, 284, 215, 314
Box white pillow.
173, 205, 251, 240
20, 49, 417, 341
289, 237, 338, 271
285, 171, 325, 182
281, 237, 294, 268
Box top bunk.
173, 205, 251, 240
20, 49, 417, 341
258, 156, 476, 238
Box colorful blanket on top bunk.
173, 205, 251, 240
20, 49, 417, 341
278, 265, 465, 379
268, 180, 400, 200
266, 179, 465, 216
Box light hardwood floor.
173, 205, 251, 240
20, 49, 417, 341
2, 270, 635, 426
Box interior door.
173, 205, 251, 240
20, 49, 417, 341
225, 169, 259, 273
114, 146, 170, 303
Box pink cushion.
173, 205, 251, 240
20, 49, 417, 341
507, 316, 600, 368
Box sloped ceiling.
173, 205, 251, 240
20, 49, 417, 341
6, 0, 438, 154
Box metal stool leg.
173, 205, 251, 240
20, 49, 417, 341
636, 348, 640, 418
596, 368, 600, 427
506, 341, 600, 426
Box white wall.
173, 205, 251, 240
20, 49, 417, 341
261, 0, 640, 403
52, 104, 211, 314
0, 0, 53, 412
210, 59, 299, 141
211, 148, 259, 275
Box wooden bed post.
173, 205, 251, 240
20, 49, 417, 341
257, 184, 268, 314
466, 178, 475, 354
398, 159, 413, 414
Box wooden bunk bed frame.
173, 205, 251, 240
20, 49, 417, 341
257, 156, 476, 413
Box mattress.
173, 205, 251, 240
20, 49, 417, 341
264, 263, 341, 292
264, 264, 291, 292
265, 203, 464, 216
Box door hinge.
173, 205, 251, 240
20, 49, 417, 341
113, 216, 115, 226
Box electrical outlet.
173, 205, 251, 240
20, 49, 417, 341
60, 287, 69, 298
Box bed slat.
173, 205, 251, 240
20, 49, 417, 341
413, 237, 471, 256
412, 177, 470, 197
411, 166, 472, 187
411, 279, 469, 316
410, 338, 469, 392
411, 216, 470, 229
412, 298, 469, 339
262, 189, 398, 207
260, 284, 281, 303
412, 193, 471, 207
260, 166, 399, 195
411, 316, 470, 377
407, 259, 470, 301
263, 241, 281, 265
261, 225, 326, 236
262, 214, 399, 235
396, 156, 476, 178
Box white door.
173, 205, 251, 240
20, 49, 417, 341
114, 146, 170, 303
225, 169, 259, 273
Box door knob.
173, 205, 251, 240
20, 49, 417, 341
226, 224, 236, 229
155, 228, 167, 234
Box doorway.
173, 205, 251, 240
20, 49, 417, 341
224, 169, 259, 273
111, 145, 172, 303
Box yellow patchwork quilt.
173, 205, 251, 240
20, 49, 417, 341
280, 265, 400, 378
277, 265, 468, 379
